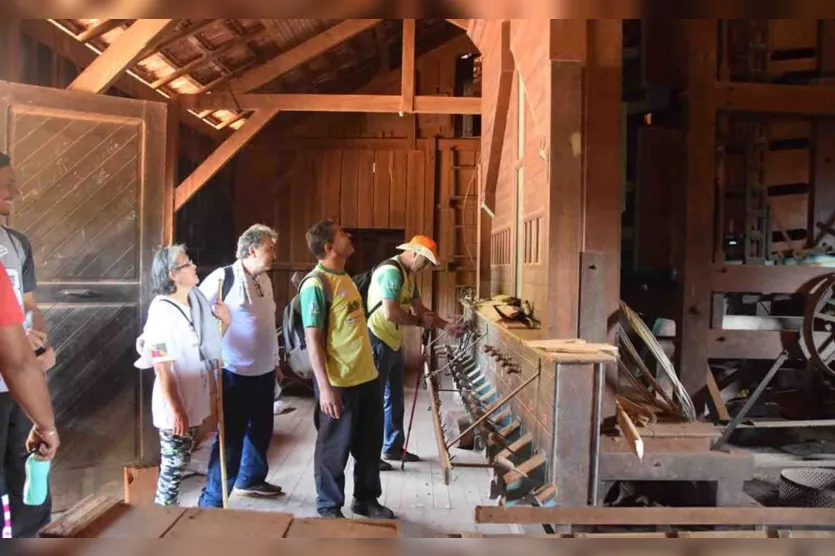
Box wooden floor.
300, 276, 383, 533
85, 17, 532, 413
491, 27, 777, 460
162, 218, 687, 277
179, 378, 513, 538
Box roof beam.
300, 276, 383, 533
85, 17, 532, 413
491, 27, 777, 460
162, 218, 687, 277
401, 19, 416, 113
69, 19, 178, 93
174, 108, 280, 210
139, 19, 214, 60
446, 19, 471, 31
229, 19, 383, 94
76, 19, 126, 43
180, 93, 481, 115
21, 19, 224, 140
150, 25, 271, 90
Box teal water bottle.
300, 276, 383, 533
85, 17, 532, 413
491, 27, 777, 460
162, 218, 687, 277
23, 449, 51, 506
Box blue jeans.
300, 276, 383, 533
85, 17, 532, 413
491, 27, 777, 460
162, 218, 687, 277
198, 370, 275, 508
370, 334, 405, 455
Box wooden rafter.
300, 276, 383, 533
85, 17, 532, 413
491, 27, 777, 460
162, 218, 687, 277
446, 19, 471, 31
401, 19, 416, 113
139, 19, 215, 60
196, 60, 258, 95
69, 19, 178, 93
216, 110, 249, 130
76, 19, 126, 43
180, 93, 481, 115
22, 19, 224, 140
228, 19, 383, 94
174, 108, 280, 210
150, 24, 272, 90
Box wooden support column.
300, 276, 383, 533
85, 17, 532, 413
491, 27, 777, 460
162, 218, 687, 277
0, 19, 22, 83
546, 18, 586, 339
812, 21, 835, 247
678, 20, 718, 398
163, 101, 180, 243
581, 19, 623, 417
174, 108, 280, 210
401, 19, 416, 114
477, 21, 512, 298
69, 19, 177, 93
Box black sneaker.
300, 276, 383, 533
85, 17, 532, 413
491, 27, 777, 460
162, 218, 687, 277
351, 499, 395, 520
235, 482, 283, 498
318, 508, 346, 519
379, 459, 393, 472
383, 450, 420, 463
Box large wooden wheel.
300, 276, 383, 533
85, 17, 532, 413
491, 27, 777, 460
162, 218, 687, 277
800, 273, 835, 382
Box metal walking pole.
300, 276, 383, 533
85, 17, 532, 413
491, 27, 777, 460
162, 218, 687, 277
401, 328, 431, 471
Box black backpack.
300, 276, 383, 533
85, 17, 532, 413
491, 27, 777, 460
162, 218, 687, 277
352, 258, 405, 318
221, 265, 235, 301
282, 271, 332, 380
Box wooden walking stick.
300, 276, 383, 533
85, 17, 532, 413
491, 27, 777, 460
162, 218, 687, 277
216, 279, 230, 509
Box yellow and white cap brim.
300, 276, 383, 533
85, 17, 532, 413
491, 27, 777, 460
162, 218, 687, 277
397, 243, 440, 266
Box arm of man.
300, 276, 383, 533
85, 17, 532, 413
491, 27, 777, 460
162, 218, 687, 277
16, 231, 47, 337
377, 267, 421, 327
0, 268, 59, 460
300, 279, 342, 419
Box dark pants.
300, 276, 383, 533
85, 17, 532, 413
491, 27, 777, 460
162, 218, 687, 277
0, 394, 51, 538
198, 370, 275, 508
313, 378, 383, 514
370, 334, 406, 455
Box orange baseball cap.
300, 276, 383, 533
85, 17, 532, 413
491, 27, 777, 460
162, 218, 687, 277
397, 235, 440, 266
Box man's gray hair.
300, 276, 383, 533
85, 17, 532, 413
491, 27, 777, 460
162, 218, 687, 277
237, 224, 278, 260
151, 244, 188, 296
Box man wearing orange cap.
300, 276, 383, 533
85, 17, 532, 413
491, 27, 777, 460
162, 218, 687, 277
366, 235, 461, 469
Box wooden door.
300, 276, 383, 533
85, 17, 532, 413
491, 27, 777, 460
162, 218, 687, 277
0, 81, 168, 510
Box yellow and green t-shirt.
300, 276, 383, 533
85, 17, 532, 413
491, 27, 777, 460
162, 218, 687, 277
300, 264, 378, 388
366, 256, 420, 352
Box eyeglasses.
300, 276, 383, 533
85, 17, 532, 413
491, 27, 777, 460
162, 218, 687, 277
173, 260, 195, 272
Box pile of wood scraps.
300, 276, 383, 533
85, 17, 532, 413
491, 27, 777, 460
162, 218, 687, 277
477, 295, 540, 329
527, 339, 618, 363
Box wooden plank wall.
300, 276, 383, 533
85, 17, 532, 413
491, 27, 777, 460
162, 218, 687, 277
481, 19, 622, 337
234, 139, 479, 372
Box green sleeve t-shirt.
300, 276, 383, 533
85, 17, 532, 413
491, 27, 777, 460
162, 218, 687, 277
299, 265, 378, 388
366, 257, 420, 351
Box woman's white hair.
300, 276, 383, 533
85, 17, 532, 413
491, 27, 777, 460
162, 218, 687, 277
237, 224, 277, 260
151, 244, 187, 296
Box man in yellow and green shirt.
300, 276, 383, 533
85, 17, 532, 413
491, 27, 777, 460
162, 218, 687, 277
367, 235, 462, 469
300, 220, 394, 520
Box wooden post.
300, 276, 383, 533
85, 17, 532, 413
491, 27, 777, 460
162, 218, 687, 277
581, 19, 623, 418
546, 59, 585, 338
163, 101, 180, 245
123, 464, 159, 505
0, 19, 22, 83
677, 20, 718, 399
401, 19, 416, 114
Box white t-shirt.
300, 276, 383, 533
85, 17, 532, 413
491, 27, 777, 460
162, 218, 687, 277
135, 296, 211, 430
199, 262, 278, 377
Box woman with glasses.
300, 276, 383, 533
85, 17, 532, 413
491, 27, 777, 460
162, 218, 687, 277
135, 245, 230, 506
